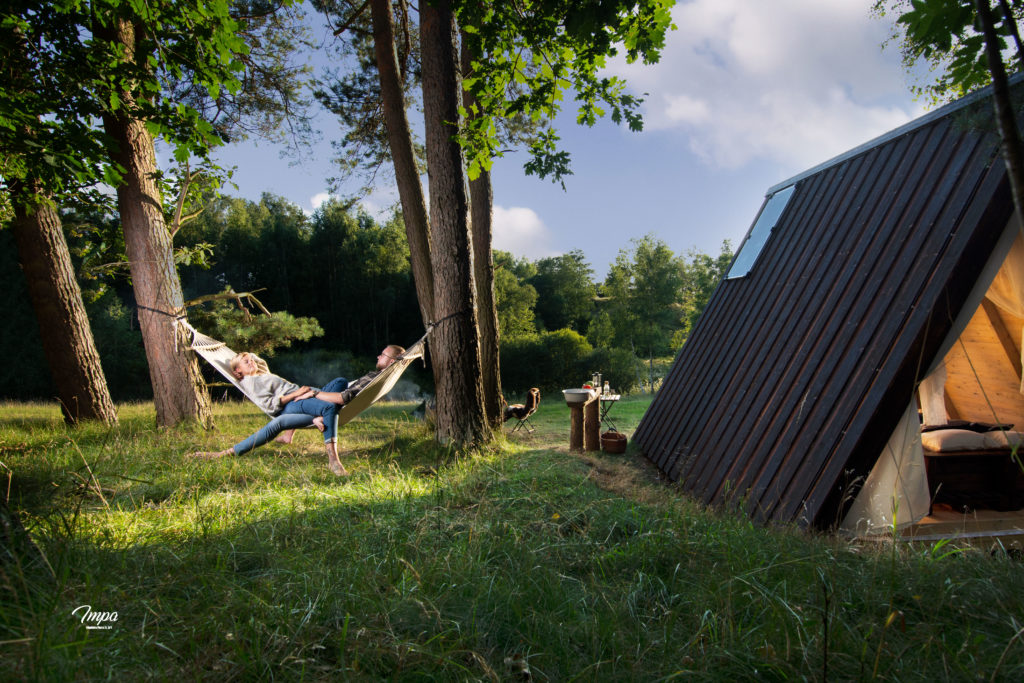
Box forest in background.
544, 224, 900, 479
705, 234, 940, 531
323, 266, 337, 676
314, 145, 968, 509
0, 191, 731, 402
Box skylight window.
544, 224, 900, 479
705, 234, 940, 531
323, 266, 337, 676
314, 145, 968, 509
726, 184, 796, 279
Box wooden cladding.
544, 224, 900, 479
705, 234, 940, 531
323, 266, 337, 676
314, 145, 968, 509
635, 107, 1015, 528
943, 297, 1024, 428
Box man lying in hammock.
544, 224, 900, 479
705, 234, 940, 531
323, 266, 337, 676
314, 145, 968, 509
190, 344, 405, 476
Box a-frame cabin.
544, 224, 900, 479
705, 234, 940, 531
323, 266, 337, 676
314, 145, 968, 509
634, 84, 1024, 535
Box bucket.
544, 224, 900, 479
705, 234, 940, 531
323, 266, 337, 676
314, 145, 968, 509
601, 431, 627, 454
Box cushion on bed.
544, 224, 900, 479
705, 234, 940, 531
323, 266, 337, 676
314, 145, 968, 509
921, 420, 1014, 433
921, 429, 995, 452
983, 430, 1024, 449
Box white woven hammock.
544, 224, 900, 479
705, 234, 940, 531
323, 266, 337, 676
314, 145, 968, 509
178, 319, 426, 429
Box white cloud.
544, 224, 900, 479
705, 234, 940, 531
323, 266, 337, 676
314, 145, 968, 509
307, 187, 401, 219
665, 94, 711, 125
310, 192, 332, 212
359, 185, 401, 220
492, 206, 559, 260
607, 0, 930, 170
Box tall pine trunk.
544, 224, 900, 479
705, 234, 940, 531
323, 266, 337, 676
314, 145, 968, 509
460, 35, 503, 428
5, 25, 116, 425
371, 0, 435, 325
420, 0, 490, 445
100, 19, 211, 428
9, 184, 117, 425
468, 170, 503, 427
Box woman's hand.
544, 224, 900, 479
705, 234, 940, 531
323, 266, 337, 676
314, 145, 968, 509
281, 386, 314, 405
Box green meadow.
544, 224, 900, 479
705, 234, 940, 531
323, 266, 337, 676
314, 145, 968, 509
2, 396, 1023, 680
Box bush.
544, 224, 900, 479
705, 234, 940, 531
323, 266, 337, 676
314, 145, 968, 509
501, 328, 593, 395
88, 293, 150, 400
581, 346, 642, 395
273, 348, 432, 402
501, 330, 646, 397
272, 348, 360, 388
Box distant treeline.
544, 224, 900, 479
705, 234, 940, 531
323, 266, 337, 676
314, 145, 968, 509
0, 193, 731, 401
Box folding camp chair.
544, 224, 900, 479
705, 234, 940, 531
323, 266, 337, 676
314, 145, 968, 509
504, 388, 540, 434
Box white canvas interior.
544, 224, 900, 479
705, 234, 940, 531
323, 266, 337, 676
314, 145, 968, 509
842, 216, 1023, 536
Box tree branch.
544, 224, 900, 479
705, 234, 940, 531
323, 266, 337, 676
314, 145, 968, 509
333, 0, 372, 36
184, 288, 271, 318
167, 160, 194, 239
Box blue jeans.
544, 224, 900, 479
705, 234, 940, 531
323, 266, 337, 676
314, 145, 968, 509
233, 377, 349, 454
282, 377, 349, 440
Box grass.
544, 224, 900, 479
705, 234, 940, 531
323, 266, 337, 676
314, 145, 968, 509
2, 395, 1023, 681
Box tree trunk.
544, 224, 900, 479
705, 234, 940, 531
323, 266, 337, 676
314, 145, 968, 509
977, 0, 1024, 240
8, 184, 118, 425
100, 19, 211, 428
370, 0, 435, 326
420, 1, 490, 445
460, 34, 503, 428
468, 169, 503, 427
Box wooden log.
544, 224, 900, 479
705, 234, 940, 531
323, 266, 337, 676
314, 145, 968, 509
569, 403, 584, 451
584, 397, 600, 451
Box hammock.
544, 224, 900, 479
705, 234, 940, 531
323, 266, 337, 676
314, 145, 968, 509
178, 320, 427, 429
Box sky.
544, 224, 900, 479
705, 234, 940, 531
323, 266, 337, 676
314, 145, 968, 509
212, 0, 936, 280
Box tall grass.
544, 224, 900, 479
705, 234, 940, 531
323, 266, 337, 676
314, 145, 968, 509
1, 397, 1023, 680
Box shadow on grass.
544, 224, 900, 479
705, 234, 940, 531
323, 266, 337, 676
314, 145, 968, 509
5, 398, 1024, 681
5, 442, 685, 680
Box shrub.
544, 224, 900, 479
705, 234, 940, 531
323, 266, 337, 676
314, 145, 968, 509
273, 348, 432, 402
272, 348, 360, 387
88, 293, 151, 400
501, 328, 593, 395
581, 346, 641, 395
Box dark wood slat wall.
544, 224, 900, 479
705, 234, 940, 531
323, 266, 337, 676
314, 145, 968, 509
634, 106, 1012, 528
771, 129, 1000, 525
704, 142, 906, 507
805, 158, 1012, 526
751, 121, 983, 522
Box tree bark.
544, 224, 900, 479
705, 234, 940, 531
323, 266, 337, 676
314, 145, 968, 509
977, 0, 1024, 241
370, 0, 435, 326
9, 184, 118, 425
420, 0, 490, 445
460, 34, 503, 428
100, 19, 211, 428
4, 21, 116, 425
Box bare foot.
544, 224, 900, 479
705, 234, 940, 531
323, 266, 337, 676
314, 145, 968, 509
275, 429, 296, 444
325, 439, 348, 476
312, 416, 325, 433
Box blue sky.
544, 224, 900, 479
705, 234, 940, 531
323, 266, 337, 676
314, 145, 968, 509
212, 0, 935, 280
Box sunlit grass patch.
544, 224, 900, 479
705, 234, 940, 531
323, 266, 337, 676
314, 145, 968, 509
2, 397, 1024, 680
